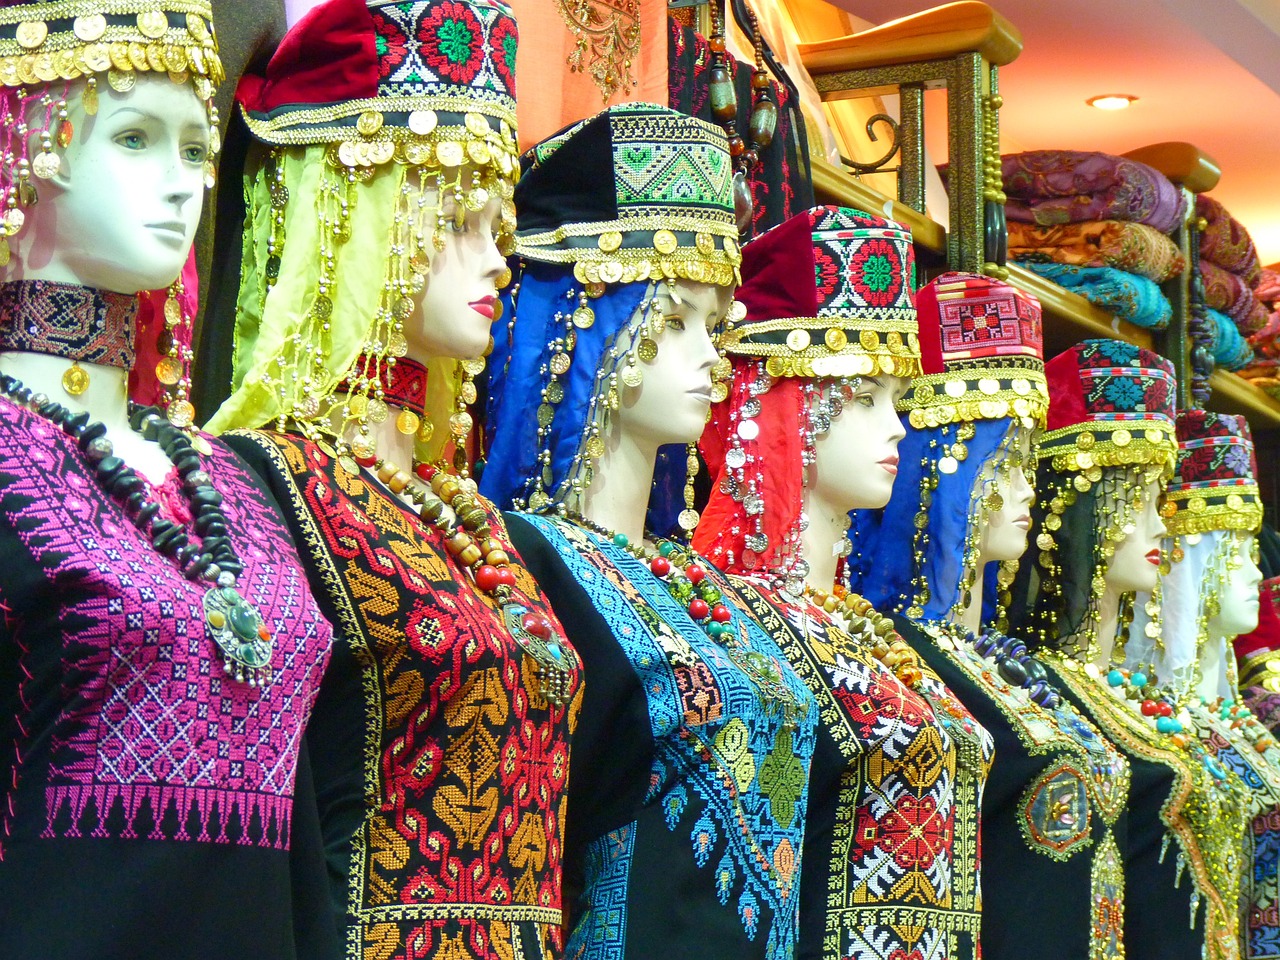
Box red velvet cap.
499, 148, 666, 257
237, 0, 518, 167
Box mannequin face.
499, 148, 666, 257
1209, 534, 1263, 638
16, 75, 208, 293
810, 374, 910, 511
409, 182, 507, 362
977, 433, 1035, 564
615, 280, 730, 449
1105, 478, 1167, 594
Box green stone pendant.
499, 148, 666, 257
203, 585, 274, 687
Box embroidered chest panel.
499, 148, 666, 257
1191, 707, 1280, 960
1047, 656, 1249, 960
241, 432, 581, 960
919, 623, 1130, 826
729, 578, 979, 960
523, 515, 817, 960
0, 407, 332, 852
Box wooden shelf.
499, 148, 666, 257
1208, 370, 1280, 431
798, 1, 1023, 75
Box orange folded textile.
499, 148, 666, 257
1008, 219, 1185, 282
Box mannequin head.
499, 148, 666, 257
847, 273, 1047, 625
692, 206, 921, 584
1104, 478, 1166, 594
615, 282, 731, 451
481, 103, 740, 533
1210, 533, 1263, 638
976, 433, 1036, 565
1007, 339, 1178, 657
209, 0, 523, 447
410, 186, 508, 362
810, 374, 910, 512
10, 76, 208, 293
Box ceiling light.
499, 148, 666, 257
1086, 94, 1137, 111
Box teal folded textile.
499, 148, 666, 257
1016, 260, 1172, 330
1208, 306, 1255, 370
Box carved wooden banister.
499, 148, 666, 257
796, 1, 1022, 276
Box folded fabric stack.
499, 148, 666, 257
1207, 306, 1255, 371
1003, 150, 1185, 330
1236, 267, 1280, 393
1197, 195, 1268, 335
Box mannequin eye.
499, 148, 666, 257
182, 144, 207, 164
664, 315, 686, 331
114, 131, 146, 150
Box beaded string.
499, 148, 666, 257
358, 449, 577, 704
0, 373, 274, 686
567, 512, 806, 726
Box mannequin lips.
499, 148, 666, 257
1013, 515, 1031, 530
147, 220, 188, 243
469, 296, 497, 320
1146, 549, 1161, 566
878, 455, 899, 476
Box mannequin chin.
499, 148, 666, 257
976, 451, 1035, 565
809, 375, 910, 512
615, 280, 729, 448
10, 73, 208, 293
1105, 479, 1166, 595
408, 187, 507, 362
1208, 534, 1263, 639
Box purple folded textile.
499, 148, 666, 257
1001, 150, 1186, 234
1201, 259, 1270, 334
1197, 194, 1262, 286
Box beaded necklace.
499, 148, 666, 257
359, 450, 577, 705
0, 373, 274, 686
566, 512, 806, 726
798, 583, 927, 691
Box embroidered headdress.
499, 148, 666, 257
1007, 338, 1178, 657
0, 0, 222, 427
850, 273, 1045, 624
694, 205, 918, 586
482, 102, 738, 533
1128, 411, 1263, 699
208, 0, 520, 467
514, 101, 740, 289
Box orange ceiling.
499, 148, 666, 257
837, 0, 1280, 264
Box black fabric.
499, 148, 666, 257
506, 513, 778, 959
514, 110, 619, 236
897, 620, 1099, 960
666, 17, 814, 241
0, 423, 334, 960
502, 513, 653, 926
1044, 661, 1204, 960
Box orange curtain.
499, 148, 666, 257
511, 0, 669, 151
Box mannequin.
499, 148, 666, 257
693, 211, 990, 960
204, 2, 583, 957
1126, 410, 1280, 960
1007, 339, 1250, 960
482, 102, 818, 960
0, 6, 336, 958
849, 276, 1131, 960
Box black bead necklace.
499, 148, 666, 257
0, 373, 274, 687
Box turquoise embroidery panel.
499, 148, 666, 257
524, 515, 818, 960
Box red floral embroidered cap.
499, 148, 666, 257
900, 272, 1048, 430
237, 0, 517, 183
1039, 337, 1178, 476
1165, 409, 1262, 536
721, 205, 921, 379
0, 0, 222, 88
515, 102, 740, 288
